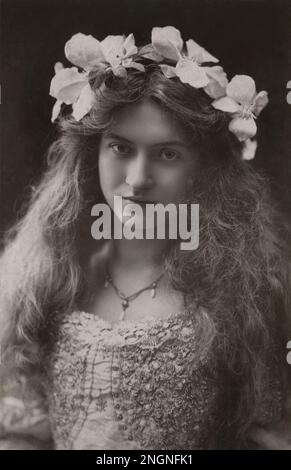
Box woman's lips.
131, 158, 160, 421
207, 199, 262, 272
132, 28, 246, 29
123, 198, 155, 204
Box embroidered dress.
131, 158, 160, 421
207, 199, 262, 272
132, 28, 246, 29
0, 308, 284, 450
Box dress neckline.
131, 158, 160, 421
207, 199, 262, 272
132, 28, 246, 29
70, 308, 189, 330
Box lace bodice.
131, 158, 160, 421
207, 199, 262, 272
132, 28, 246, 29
0, 308, 284, 450
45, 309, 223, 449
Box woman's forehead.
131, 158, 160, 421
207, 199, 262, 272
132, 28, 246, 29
107, 99, 190, 146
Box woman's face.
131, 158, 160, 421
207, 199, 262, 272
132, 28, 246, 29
98, 99, 198, 221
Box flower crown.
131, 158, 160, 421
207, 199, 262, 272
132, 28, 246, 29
49, 26, 269, 160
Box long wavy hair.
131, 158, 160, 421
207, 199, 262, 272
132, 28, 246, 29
0, 63, 290, 445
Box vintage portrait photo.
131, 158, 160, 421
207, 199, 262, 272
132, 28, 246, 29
0, 0, 291, 451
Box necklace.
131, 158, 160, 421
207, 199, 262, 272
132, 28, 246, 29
104, 269, 164, 321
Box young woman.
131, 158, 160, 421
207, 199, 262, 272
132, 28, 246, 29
0, 27, 290, 450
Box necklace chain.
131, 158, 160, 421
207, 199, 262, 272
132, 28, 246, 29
104, 269, 164, 321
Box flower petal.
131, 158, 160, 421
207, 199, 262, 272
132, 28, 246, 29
127, 62, 145, 72
139, 44, 163, 62
54, 62, 64, 73
186, 39, 219, 64
59, 82, 88, 104
72, 83, 95, 121
159, 64, 177, 78
205, 66, 228, 87
175, 59, 209, 88
101, 35, 125, 67
241, 138, 258, 160
212, 96, 240, 113
227, 75, 256, 105
51, 99, 62, 122
203, 65, 228, 98
122, 57, 133, 67
252, 90, 269, 116
123, 33, 138, 57
229, 116, 257, 141
49, 67, 88, 103
64, 33, 104, 70
204, 81, 225, 99
151, 26, 183, 62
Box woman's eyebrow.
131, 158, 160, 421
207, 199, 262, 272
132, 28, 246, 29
104, 132, 191, 148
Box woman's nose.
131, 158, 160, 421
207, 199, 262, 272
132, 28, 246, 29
125, 154, 153, 190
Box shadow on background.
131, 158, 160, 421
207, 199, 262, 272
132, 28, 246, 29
1, 0, 291, 240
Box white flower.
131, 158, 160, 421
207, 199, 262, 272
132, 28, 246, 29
49, 63, 94, 121
49, 32, 143, 122
152, 26, 183, 62
151, 26, 226, 94
175, 39, 220, 89
212, 75, 269, 141
64, 33, 104, 70
100, 33, 144, 76
49, 65, 88, 103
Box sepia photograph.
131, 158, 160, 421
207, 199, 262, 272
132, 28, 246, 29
0, 0, 291, 453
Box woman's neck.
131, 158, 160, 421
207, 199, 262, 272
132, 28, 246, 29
110, 238, 170, 270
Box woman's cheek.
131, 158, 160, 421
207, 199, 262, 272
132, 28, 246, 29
165, 168, 188, 190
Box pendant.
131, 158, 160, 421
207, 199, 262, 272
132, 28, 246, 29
119, 299, 129, 321
104, 279, 109, 288
122, 299, 129, 309
151, 282, 157, 298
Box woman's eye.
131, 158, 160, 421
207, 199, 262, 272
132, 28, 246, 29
160, 149, 180, 161
110, 143, 132, 155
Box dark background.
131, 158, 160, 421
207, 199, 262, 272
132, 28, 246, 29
1, 0, 291, 240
